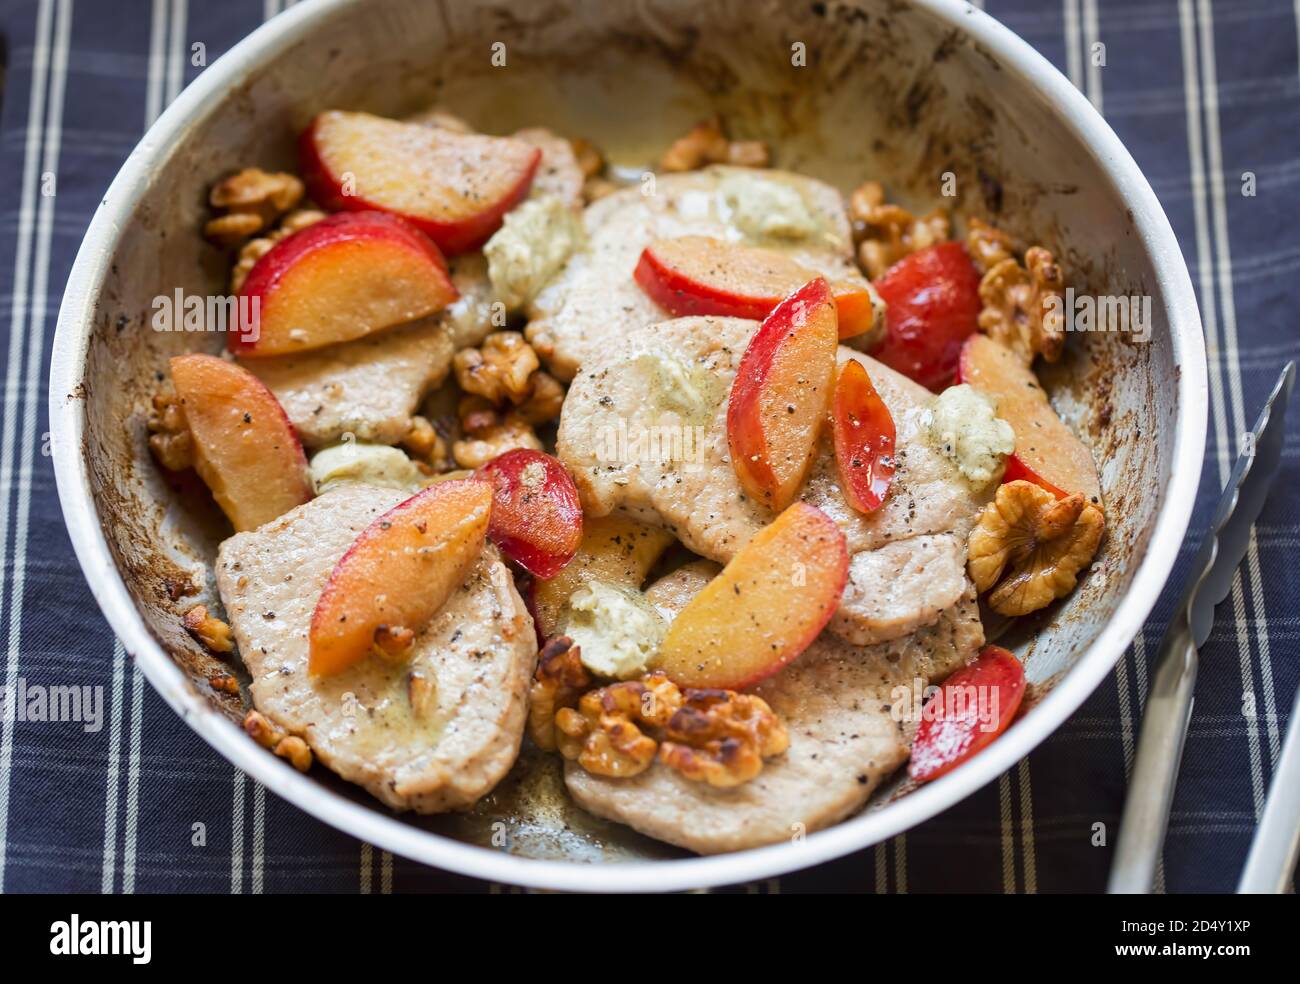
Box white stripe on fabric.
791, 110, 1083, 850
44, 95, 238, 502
1186, 0, 1268, 818
1017, 760, 1038, 894
230, 771, 244, 893
892, 834, 907, 894
99, 640, 126, 892
122, 663, 143, 893
1063, 0, 1084, 90
381, 849, 392, 894
999, 772, 1015, 892
360, 842, 373, 894
252, 783, 265, 894
1194, 0, 1281, 771
1082, 0, 1104, 112
0, 0, 68, 892
874, 841, 887, 893
115, 0, 175, 899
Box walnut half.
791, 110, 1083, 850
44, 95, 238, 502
182, 604, 233, 654
243, 710, 313, 772
453, 331, 540, 405
658, 688, 789, 788
977, 245, 1066, 365
528, 636, 592, 752
850, 181, 950, 279
204, 168, 305, 246
659, 117, 769, 172
967, 480, 1104, 617
146, 388, 193, 472
555, 672, 684, 778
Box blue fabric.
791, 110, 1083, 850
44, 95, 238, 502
0, 0, 1295, 894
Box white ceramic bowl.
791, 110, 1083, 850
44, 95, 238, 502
51, 0, 1207, 891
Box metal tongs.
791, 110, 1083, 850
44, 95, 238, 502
1109, 361, 1296, 894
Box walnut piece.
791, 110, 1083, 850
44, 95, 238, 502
658, 688, 789, 788
514, 371, 565, 426
965, 217, 1015, 273
204, 168, 305, 245
274, 736, 313, 772
659, 117, 769, 173
407, 669, 438, 720
401, 415, 452, 472
183, 604, 234, 654
967, 480, 1104, 617
204, 212, 265, 246
556, 672, 684, 778
146, 388, 193, 472
372, 624, 415, 663
850, 180, 951, 279
243, 710, 313, 772
208, 673, 240, 696
451, 412, 543, 469
570, 137, 605, 180
528, 636, 592, 751
977, 246, 1066, 364
229, 208, 327, 293
453, 331, 541, 405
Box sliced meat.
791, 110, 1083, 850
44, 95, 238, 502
526, 166, 881, 381
242, 317, 452, 448
565, 567, 984, 854
830, 533, 968, 645
242, 254, 494, 447
555, 315, 990, 642
215, 484, 537, 813
513, 127, 584, 208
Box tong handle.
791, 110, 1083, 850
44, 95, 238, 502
1107, 624, 1198, 893
1237, 686, 1300, 893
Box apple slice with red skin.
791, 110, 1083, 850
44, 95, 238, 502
299, 110, 541, 255
308, 479, 492, 676
831, 358, 896, 513
634, 236, 878, 339
870, 241, 982, 390
908, 645, 1026, 782
956, 333, 1102, 504
169, 353, 311, 532
475, 449, 583, 579
726, 278, 839, 511
651, 501, 848, 689
232, 211, 457, 358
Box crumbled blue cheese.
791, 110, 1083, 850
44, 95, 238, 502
926, 384, 1016, 488
309, 442, 425, 495
484, 195, 585, 310
565, 580, 666, 679
718, 172, 819, 241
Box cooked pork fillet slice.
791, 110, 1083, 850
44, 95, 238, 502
513, 127, 585, 208
243, 318, 453, 448
526, 166, 882, 381
565, 567, 984, 854
555, 315, 989, 643
830, 533, 968, 645
215, 484, 537, 813
242, 255, 494, 447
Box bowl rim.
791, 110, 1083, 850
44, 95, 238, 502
50, 0, 1207, 892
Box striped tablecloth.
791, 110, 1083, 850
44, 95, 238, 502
0, 0, 1296, 894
